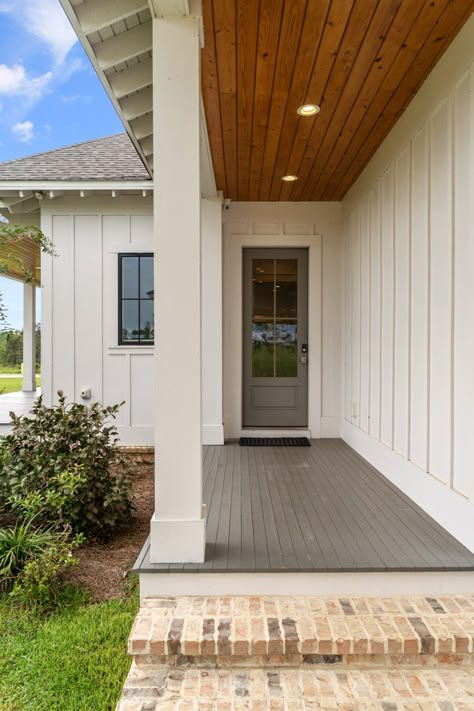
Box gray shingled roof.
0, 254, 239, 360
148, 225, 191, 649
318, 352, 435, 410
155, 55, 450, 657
0, 133, 151, 181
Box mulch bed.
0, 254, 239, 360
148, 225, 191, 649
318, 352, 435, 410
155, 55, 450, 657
67, 459, 154, 601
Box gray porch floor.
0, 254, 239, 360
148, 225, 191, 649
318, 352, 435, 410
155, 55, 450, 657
136, 439, 474, 573
0, 389, 39, 425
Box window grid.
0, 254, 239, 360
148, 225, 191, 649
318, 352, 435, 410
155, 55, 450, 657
118, 253, 154, 345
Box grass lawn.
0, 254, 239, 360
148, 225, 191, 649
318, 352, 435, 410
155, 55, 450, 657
0, 375, 41, 395
0, 588, 137, 711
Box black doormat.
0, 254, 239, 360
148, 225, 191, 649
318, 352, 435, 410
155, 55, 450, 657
239, 437, 311, 447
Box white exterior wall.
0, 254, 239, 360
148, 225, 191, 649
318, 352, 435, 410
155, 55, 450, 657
41, 197, 155, 445
341, 17, 474, 551
41, 194, 223, 447
222, 201, 342, 440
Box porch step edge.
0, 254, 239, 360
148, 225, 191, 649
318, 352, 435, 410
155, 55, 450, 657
128, 594, 474, 663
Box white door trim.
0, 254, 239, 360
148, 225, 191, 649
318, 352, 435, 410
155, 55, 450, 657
223, 229, 322, 440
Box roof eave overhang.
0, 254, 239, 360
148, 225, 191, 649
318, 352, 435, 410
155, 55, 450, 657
0, 180, 153, 191
59, 0, 152, 177
58, 0, 217, 198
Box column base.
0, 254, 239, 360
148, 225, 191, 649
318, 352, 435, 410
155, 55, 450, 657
202, 424, 224, 445
149, 505, 206, 564
22, 381, 37, 392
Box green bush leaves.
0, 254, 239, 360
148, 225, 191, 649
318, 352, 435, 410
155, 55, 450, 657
0, 392, 134, 540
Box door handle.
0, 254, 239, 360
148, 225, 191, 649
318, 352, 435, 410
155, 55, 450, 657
301, 344, 308, 364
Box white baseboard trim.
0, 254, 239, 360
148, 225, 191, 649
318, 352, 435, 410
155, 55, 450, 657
139, 570, 474, 599
342, 422, 474, 554
202, 424, 224, 445
117, 426, 153, 446
117, 425, 225, 447
239, 429, 311, 438
320, 417, 341, 438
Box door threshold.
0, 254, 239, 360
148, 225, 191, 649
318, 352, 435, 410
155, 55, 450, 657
239, 428, 311, 438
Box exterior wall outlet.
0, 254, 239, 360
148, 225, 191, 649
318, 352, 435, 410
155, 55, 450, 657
80, 387, 92, 400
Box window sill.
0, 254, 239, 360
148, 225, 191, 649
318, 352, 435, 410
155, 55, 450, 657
108, 345, 155, 352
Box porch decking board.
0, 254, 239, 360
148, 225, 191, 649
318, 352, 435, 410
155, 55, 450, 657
0, 389, 40, 425
341, 443, 474, 567
310, 443, 428, 569
137, 439, 474, 573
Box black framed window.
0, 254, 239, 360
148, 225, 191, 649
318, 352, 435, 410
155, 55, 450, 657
118, 254, 154, 345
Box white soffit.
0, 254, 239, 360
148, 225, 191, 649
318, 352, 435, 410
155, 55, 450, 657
59, 0, 216, 197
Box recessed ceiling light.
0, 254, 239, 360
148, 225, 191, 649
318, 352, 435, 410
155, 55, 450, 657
281, 175, 298, 182
297, 104, 320, 116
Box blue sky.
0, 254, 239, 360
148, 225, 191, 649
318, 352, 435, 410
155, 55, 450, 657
0, 0, 123, 328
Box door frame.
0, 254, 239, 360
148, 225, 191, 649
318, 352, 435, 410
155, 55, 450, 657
223, 229, 322, 439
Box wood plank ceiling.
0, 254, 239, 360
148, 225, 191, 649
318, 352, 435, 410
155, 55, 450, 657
201, 0, 473, 201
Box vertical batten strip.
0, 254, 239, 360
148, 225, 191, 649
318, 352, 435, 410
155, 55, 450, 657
428, 99, 452, 486
452, 67, 474, 500
380, 165, 394, 449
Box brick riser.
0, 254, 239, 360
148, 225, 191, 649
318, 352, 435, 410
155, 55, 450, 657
132, 652, 474, 669
118, 596, 474, 709
129, 595, 474, 666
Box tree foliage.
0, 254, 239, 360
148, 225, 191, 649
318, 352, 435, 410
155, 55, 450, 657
0, 325, 41, 368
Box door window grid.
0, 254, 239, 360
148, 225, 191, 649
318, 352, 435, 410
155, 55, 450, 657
252, 258, 298, 377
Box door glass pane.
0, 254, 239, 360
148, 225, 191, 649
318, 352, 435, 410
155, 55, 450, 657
140, 256, 154, 299
122, 257, 139, 298
252, 259, 273, 318
122, 301, 139, 342
252, 259, 274, 376
275, 259, 297, 377
140, 300, 154, 342
275, 259, 297, 318
252, 321, 274, 377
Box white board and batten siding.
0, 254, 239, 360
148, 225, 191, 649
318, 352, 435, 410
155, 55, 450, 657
41, 198, 154, 445
341, 17, 474, 552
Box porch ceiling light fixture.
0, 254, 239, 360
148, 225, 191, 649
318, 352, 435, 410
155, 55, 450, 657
281, 174, 298, 182
297, 103, 320, 116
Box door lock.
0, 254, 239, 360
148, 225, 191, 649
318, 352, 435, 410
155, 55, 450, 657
301, 344, 308, 364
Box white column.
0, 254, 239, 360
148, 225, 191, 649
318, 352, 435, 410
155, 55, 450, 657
22, 282, 36, 392
150, 14, 205, 563
201, 197, 224, 445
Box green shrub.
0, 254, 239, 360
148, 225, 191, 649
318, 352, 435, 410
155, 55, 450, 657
0, 518, 57, 592
0, 392, 134, 539
10, 531, 83, 611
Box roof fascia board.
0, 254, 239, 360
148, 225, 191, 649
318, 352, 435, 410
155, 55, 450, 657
59, 0, 152, 177
0, 180, 153, 191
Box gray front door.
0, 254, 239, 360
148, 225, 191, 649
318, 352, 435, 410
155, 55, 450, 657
243, 248, 309, 427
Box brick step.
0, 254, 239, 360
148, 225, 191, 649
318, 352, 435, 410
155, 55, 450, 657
128, 595, 474, 667
117, 664, 474, 710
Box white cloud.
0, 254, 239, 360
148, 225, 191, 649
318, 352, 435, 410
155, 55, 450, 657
12, 120, 34, 142
0, 63, 52, 99
60, 93, 92, 105
0, 0, 77, 64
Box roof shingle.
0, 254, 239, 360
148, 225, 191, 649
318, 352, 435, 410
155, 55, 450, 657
0, 133, 151, 181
